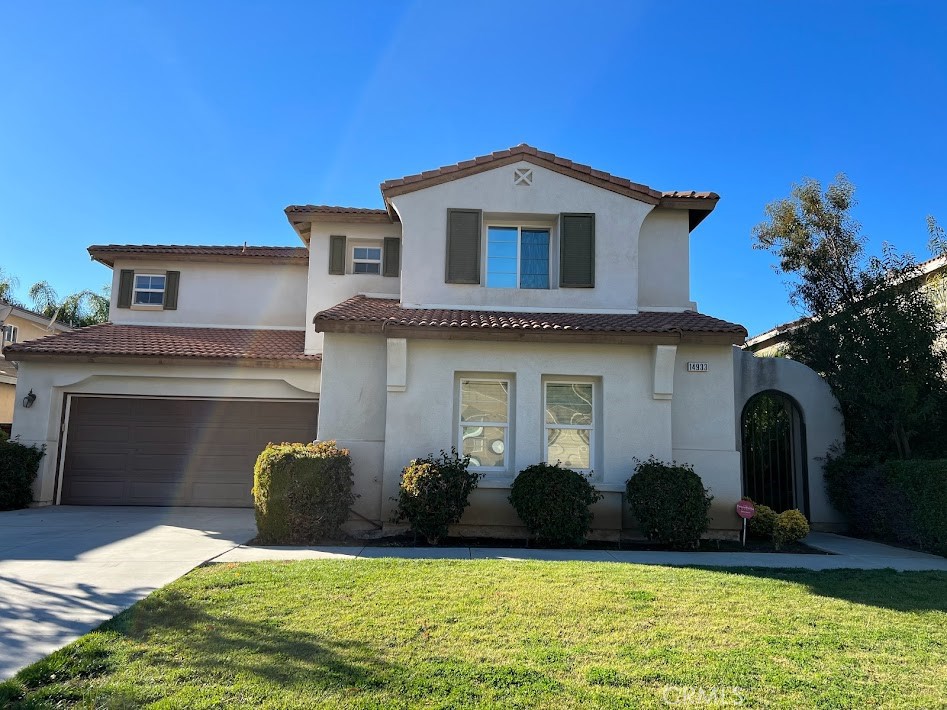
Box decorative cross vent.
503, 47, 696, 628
513, 167, 533, 186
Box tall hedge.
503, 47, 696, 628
825, 455, 947, 556
0, 438, 45, 511
253, 441, 355, 544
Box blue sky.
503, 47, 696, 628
1, 1, 945, 335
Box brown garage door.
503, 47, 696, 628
61, 396, 319, 506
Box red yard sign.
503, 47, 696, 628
736, 500, 755, 519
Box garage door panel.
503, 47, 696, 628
61, 397, 318, 506
61, 478, 129, 505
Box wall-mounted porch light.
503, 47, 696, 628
22, 390, 36, 408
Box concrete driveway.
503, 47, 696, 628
0, 506, 256, 680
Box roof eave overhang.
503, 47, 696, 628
379, 154, 719, 232
6, 352, 322, 369
284, 208, 395, 244
380, 153, 663, 211
313, 319, 745, 346
87, 250, 308, 268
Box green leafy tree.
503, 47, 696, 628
753, 176, 947, 459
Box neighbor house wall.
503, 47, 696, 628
11, 360, 320, 505
389, 161, 655, 313
108, 259, 309, 330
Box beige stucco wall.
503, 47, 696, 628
389, 161, 656, 313
0, 383, 14, 425
108, 259, 308, 329
11, 360, 320, 505
318, 332, 743, 535
304, 223, 401, 354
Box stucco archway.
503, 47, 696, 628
732, 347, 845, 527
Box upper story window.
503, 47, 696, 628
486, 227, 550, 289
352, 246, 382, 274
117, 270, 179, 311
1, 324, 17, 346
328, 235, 400, 277
445, 209, 594, 288
133, 274, 166, 306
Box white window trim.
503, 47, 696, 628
352, 245, 382, 275
132, 273, 166, 307
543, 379, 595, 475
458, 376, 512, 474
485, 222, 552, 290
1, 324, 17, 346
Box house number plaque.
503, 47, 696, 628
686, 362, 709, 373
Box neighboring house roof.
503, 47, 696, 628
0, 301, 73, 332
88, 245, 309, 268
4, 324, 320, 368
746, 255, 947, 351
286, 144, 720, 241
313, 296, 747, 345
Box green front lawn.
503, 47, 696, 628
3, 561, 946, 708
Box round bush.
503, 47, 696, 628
253, 440, 355, 544
626, 458, 713, 549
773, 509, 810, 549
395, 449, 481, 545
509, 463, 603, 546
746, 501, 777, 539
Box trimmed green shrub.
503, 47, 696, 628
395, 449, 481, 545
824, 454, 947, 555
773, 509, 810, 549
626, 458, 713, 549
509, 463, 603, 546
0, 437, 45, 511
253, 441, 355, 544
884, 460, 947, 556
746, 501, 777, 539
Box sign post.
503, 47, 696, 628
735, 500, 755, 547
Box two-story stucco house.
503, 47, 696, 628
6, 145, 843, 535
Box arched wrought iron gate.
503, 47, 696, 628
740, 391, 808, 515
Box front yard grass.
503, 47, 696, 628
3, 560, 946, 708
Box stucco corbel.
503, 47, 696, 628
652, 344, 677, 400
387, 338, 407, 392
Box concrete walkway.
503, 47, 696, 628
214, 531, 947, 572
0, 506, 256, 680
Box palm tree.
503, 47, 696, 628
0, 268, 21, 306
28, 281, 110, 328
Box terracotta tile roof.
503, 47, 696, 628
4, 324, 320, 366
284, 205, 389, 216
314, 296, 746, 345
88, 245, 308, 268
379, 144, 720, 210
284, 205, 395, 229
